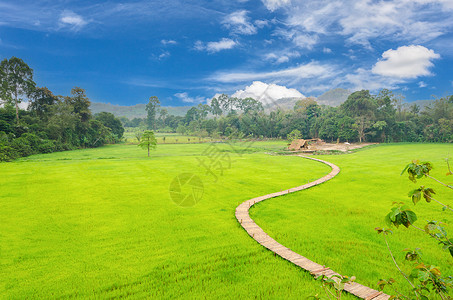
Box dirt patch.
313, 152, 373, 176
290, 142, 377, 153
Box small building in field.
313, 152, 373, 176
288, 139, 308, 151
288, 138, 325, 151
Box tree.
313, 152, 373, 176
0, 57, 36, 124
146, 96, 160, 130
210, 97, 222, 116
28, 87, 58, 121
65, 87, 91, 123
239, 97, 263, 114
135, 130, 143, 142
341, 90, 377, 143
294, 97, 317, 112
184, 107, 199, 124
196, 103, 210, 120
217, 94, 230, 115
138, 130, 157, 157
158, 108, 168, 127
287, 129, 301, 142
95, 112, 125, 139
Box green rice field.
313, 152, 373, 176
1, 141, 452, 298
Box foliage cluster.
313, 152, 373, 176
0, 57, 124, 161
125, 91, 453, 144
376, 160, 453, 299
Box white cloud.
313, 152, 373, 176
209, 62, 334, 84
322, 47, 332, 53
418, 81, 427, 88
59, 10, 87, 29
195, 38, 238, 53
222, 10, 257, 35
264, 50, 300, 64
254, 19, 269, 28
174, 92, 207, 104
262, 0, 291, 11
372, 45, 440, 79
159, 51, 170, 59
161, 39, 177, 45
292, 33, 318, 49
273, 28, 318, 49
275, 0, 453, 49
340, 68, 399, 92
232, 81, 304, 105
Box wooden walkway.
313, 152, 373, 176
235, 155, 390, 300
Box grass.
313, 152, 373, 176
1, 141, 341, 299
1, 142, 452, 298
123, 130, 213, 144
251, 143, 453, 297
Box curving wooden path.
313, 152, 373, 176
235, 155, 390, 300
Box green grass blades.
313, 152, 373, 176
2, 142, 451, 299
1, 141, 346, 299
251, 143, 453, 297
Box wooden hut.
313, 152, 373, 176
288, 139, 308, 151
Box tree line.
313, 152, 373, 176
129, 90, 453, 143
0, 57, 124, 161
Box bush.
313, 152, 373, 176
0, 120, 11, 133
10, 137, 33, 157
0, 144, 16, 161
37, 139, 56, 153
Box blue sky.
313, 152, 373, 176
0, 0, 452, 106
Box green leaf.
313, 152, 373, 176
401, 164, 410, 175
409, 189, 422, 205
405, 210, 417, 225
389, 207, 400, 221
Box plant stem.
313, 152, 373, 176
426, 174, 453, 190
425, 194, 453, 212
410, 224, 453, 246
384, 235, 419, 298
446, 158, 452, 175
323, 285, 334, 300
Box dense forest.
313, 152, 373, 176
1, 56, 452, 161
133, 90, 453, 143
0, 57, 124, 161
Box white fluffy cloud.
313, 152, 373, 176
59, 10, 87, 29
264, 50, 300, 64
195, 38, 238, 53
372, 45, 440, 79
232, 81, 304, 105
272, 0, 453, 48
174, 92, 207, 103
262, 0, 291, 11
161, 39, 177, 45
209, 62, 334, 84
222, 10, 257, 35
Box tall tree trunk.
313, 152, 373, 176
15, 91, 19, 124
148, 145, 150, 157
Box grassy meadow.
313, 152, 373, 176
251, 143, 453, 297
1, 141, 452, 298
123, 131, 213, 144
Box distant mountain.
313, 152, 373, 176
317, 88, 351, 106
264, 97, 304, 111
90, 102, 191, 118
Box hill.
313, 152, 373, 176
264, 97, 304, 111
316, 88, 351, 106
90, 102, 191, 118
